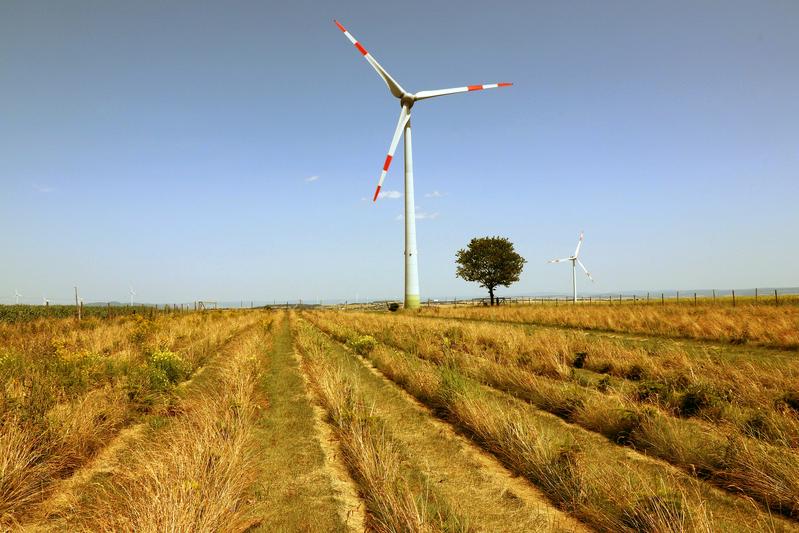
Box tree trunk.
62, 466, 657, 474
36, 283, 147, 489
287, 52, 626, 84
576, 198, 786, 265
489, 286, 495, 306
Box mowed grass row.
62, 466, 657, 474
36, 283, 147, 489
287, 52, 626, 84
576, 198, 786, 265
58, 315, 275, 531
310, 311, 799, 518
294, 317, 472, 532
294, 315, 586, 533
0, 311, 264, 527
304, 311, 798, 532
317, 311, 799, 447
248, 312, 353, 532
422, 302, 799, 350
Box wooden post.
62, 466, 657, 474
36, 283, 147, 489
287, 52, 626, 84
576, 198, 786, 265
676, 290, 679, 302
661, 293, 664, 305
712, 289, 716, 303
732, 289, 736, 307
647, 292, 650, 303
755, 288, 758, 303
694, 292, 697, 305
775, 289, 779, 305
74, 286, 81, 320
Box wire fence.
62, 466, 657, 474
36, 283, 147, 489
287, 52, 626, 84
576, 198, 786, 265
323, 287, 799, 311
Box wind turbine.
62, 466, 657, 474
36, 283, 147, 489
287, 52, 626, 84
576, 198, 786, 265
548, 232, 594, 303
334, 20, 512, 309
129, 286, 136, 306
42, 295, 50, 306
14, 290, 22, 305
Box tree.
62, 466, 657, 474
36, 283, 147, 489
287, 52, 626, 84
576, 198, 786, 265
455, 236, 526, 306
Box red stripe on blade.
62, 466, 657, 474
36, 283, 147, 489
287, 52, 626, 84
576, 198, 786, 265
383, 155, 393, 171
373, 185, 381, 202
355, 42, 368, 55
334, 20, 346, 32
467, 85, 484, 91
498, 82, 513, 87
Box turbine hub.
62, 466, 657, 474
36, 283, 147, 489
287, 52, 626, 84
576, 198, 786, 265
401, 95, 415, 109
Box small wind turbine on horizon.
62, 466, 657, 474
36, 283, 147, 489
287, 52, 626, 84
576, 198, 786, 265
14, 290, 22, 305
334, 19, 512, 309
42, 295, 50, 306
129, 287, 136, 306
548, 232, 594, 303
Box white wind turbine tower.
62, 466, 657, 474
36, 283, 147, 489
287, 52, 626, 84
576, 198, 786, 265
14, 290, 22, 305
129, 286, 136, 306
334, 20, 512, 309
548, 232, 594, 303
42, 295, 50, 306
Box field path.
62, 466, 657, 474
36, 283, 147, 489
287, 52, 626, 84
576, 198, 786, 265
302, 318, 587, 533
249, 314, 363, 532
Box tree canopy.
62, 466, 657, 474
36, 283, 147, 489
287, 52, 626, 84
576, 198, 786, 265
455, 236, 526, 305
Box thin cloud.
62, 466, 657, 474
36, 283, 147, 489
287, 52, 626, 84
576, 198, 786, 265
395, 207, 439, 221
34, 184, 55, 193
304, 175, 320, 182
424, 190, 446, 198
378, 190, 402, 199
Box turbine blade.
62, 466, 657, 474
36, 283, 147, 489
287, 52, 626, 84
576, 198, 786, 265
334, 20, 406, 98
414, 82, 512, 101
373, 106, 410, 202
577, 259, 594, 282
548, 257, 571, 263
574, 231, 584, 257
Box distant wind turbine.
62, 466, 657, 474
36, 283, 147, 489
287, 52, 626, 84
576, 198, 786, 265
42, 295, 50, 306
14, 289, 22, 305
548, 232, 594, 303
129, 286, 136, 305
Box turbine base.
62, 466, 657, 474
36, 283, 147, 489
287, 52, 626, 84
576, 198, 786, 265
404, 294, 420, 310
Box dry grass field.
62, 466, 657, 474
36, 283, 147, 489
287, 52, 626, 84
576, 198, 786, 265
2, 303, 798, 531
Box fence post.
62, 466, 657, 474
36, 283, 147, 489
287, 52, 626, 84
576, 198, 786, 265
676, 290, 679, 302
74, 286, 81, 321
712, 289, 716, 303
755, 288, 758, 303
661, 293, 664, 305
647, 292, 650, 303
775, 289, 779, 306
694, 292, 697, 305
732, 290, 736, 307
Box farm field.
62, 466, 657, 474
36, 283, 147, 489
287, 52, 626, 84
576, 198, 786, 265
1, 305, 798, 531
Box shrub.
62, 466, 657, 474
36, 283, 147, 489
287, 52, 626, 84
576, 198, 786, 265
677, 384, 718, 417
636, 381, 670, 404
387, 302, 400, 312
147, 350, 189, 390
624, 364, 646, 381
348, 335, 378, 355
777, 391, 799, 413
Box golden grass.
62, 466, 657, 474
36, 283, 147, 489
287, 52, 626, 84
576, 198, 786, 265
315, 314, 799, 517
294, 318, 470, 532
423, 302, 799, 349
0, 311, 266, 527
304, 314, 796, 529
315, 311, 799, 444
78, 323, 269, 531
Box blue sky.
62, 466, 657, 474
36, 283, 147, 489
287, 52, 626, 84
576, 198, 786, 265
1, 0, 797, 304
